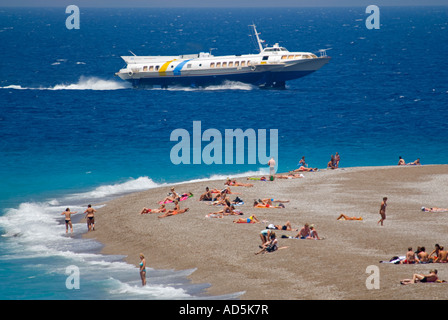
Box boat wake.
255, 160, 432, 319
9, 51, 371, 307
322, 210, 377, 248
0, 76, 131, 91
0, 78, 255, 91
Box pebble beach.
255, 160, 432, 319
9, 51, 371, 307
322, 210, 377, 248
84, 165, 448, 300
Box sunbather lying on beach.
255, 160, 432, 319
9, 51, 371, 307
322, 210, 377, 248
290, 166, 318, 173
158, 200, 189, 218
260, 198, 289, 204
210, 186, 241, 195
233, 214, 260, 224
336, 213, 363, 221
407, 158, 421, 165
253, 200, 285, 208
400, 269, 438, 285
140, 204, 166, 214
209, 195, 234, 207
225, 179, 253, 187
421, 207, 448, 213
276, 173, 304, 179
160, 192, 193, 204
266, 221, 297, 231
206, 204, 242, 218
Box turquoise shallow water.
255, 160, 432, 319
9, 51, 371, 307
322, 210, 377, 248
0, 6, 447, 299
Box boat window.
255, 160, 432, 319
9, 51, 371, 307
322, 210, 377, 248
155, 65, 159, 71
143, 66, 148, 71
228, 62, 233, 67
235, 61, 239, 67
210, 62, 215, 68
295, 55, 302, 59
247, 61, 251, 66
303, 55, 310, 59
222, 62, 227, 67
241, 61, 246, 67
310, 54, 317, 58
281, 55, 287, 60
262, 56, 269, 61
288, 55, 294, 59
149, 66, 154, 71
216, 62, 221, 67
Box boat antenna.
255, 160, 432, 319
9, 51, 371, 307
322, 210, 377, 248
209, 48, 217, 55
249, 24, 264, 53
128, 50, 137, 56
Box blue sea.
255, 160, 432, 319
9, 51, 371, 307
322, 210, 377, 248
0, 6, 447, 300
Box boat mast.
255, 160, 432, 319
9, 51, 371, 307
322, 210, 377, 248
249, 24, 264, 53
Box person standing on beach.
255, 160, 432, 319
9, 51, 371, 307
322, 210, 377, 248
61, 208, 77, 234
378, 197, 387, 226
268, 157, 276, 179
334, 152, 340, 168
139, 253, 146, 286
84, 204, 96, 231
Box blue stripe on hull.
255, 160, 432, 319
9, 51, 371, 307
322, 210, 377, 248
128, 70, 316, 88
173, 59, 191, 76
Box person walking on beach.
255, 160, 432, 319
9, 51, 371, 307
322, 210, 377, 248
378, 197, 387, 226
84, 204, 96, 231
139, 253, 146, 286
61, 208, 77, 234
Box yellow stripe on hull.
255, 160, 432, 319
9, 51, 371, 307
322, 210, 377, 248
159, 59, 177, 76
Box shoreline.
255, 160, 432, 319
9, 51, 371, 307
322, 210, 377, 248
84, 164, 448, 300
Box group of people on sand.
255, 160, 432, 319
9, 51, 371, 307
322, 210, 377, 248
255, 222, 321, 255
61, 204, 96, 234
327, 152, 340, 169
280, 223, 321, 240
140, 187, 191, 218
401, 244, 448, 264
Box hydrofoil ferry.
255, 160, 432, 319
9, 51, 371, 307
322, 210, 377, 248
115, 25, 330, 88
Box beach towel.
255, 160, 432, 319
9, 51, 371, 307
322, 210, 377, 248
235, 219, 257, 224
247, 177, 267, 181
